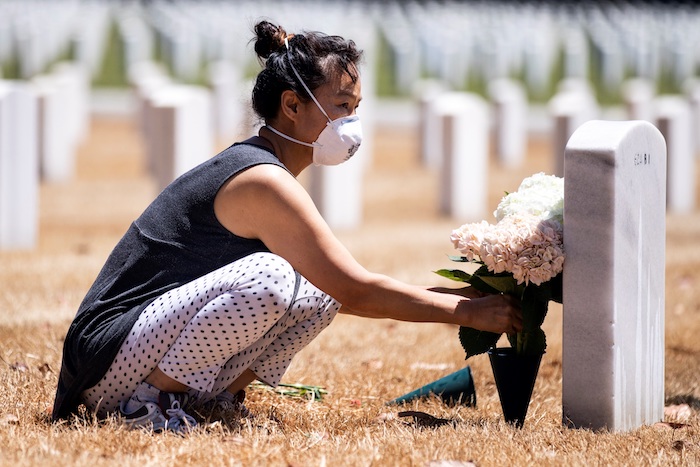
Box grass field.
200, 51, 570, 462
1, 114, 699, 466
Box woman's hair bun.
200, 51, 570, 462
254, 21, 288, 60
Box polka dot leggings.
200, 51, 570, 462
81, 252, 340, 418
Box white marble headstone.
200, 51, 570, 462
436, 92, 489, 221
563, 120, 666, 431
654, 96, 694, 214
208, 60, 244, 145
32, 75, 72, 182
52, 62, 90, 147
129, 60, 171, 144
146, 85, 213, 191
306, 151, 365, 231
0, 81, 39, 250
549, 86, 599, 177
622, 78, 655, 122
488, 78, 527, 168
683, 78, 700, 155
415, 79, 447, 169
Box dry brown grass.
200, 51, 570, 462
1, 115, 699, 466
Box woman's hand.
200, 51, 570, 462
429, 286, 521, 334
458, 293, 523, 334
428, 285, 488, 300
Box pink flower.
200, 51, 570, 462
452, 214, 564, 286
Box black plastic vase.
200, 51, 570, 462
488, 347, 543, 428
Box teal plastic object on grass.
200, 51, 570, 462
388, 366, 476, 407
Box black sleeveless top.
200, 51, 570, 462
52, 143, 286, 420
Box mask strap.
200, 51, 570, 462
285, 37, 332, 124
266, 124, 319, 148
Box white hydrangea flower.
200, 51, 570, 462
494, 172, 564, 224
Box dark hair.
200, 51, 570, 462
251, 20, 363, 121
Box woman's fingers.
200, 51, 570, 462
482, 294, 522, 334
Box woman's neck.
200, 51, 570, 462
254, 127, 311, 177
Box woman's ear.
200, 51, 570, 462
280, 90, 300, 121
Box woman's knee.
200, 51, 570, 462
218, 252, 298, 307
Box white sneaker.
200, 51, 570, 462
119, 392, 197, 434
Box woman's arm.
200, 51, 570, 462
214, 164, 522, 334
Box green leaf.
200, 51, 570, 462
477, 275, 519, 295
459, 326, 501, 359
434, 269, 472, 283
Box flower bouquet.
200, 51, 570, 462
437, 172, 565, 358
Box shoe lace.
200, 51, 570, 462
165, 400, 197, 431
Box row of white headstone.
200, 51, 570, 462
128, 31, 376, 234
418, 75, 700, 222
3, 0, 699, 97
380, 2, 700, 98
0, 1, 111, 80
0, 62, 90, 250
115, 0, 381, 231
117, 2, 381, 232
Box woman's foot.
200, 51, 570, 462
119, 391, 197, 434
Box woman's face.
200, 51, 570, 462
295, 68, 362, 143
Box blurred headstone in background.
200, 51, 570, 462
436, 92, 489, 222
33, 74, 72, 182
208, 60, 245, 145
52, 62, 91, 153
129, 60, 172, 153
622, 78, 655, 122
415, 79, 448, 170
144, 85, 213, 192
549, 80, 599, 177
0, 81, 38, 250
655, 96, 695, 214
683, 78, 700, 156
488, 78, 527, 169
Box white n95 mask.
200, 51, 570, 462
265, 38, 363, 166
267, 114, 362, 166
